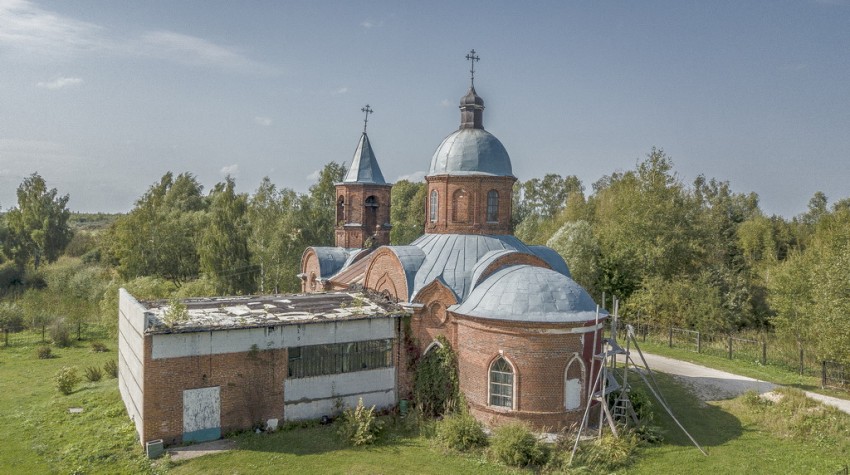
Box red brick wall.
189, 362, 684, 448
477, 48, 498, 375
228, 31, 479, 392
425, 175, 516, 235
454, 315, 603, 431
142, 336, 287, 445
363, 248, 409, 302
335, 183, 392, 248
300, 249, 322, 293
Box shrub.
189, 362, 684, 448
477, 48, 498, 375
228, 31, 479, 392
569, 432, 640, 472
55, 366, 80, 395
489, 422, 549, 467
104, 359, 118, 378
435, 412, 487, 452
162, 297, 189, 327
0, 261, 24, 290
414, 336, 460, 417
50, 320, 72, 348
91, 341, 108, 352
37, 345, 53, 359
84, 366, 103, 382
337, 398, 384, 446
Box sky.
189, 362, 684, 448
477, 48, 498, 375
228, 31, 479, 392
1, 0, 848, 217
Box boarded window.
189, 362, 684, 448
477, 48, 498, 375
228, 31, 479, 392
288, 339, 393, 379
489, 357, 514, 408
452, 189, 469, 223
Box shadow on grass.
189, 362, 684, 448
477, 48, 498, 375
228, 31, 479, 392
638, 373, 744, 448
228, 421, 425, 457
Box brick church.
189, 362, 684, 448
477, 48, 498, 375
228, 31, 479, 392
301, 59, 608, 430
118, 56, 608, 448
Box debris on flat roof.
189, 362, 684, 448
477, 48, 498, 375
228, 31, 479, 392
142, 291, 405, 334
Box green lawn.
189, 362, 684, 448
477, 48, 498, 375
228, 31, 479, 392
3, 332, 850, 474
0, 333, 155, 474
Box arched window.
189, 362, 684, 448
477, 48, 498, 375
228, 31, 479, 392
336, 196, 345, 224
486, 190, 499, 222
564, 355, 585, 411
452, 189, 469, 223
430, 190, 438, 223
489, 357, 514, 408
364, 195, 378, 230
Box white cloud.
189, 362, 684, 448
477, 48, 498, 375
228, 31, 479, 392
0, 0, 105, 58
139, 30, 272, 73
306, 169, 322, 181
332, 86, 348, 95
396, 170, 427, 182
254, 116, 272, 127
36, 76, 82, 90
440, 99, 452, 107
220, 164, 239, 177
360, 19, 384, 29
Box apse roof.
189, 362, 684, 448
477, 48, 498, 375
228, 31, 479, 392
451, 265, 604, 323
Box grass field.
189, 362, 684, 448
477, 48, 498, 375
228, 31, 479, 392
3, 331, 850, 474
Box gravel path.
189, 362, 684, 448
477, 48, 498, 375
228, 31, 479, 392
637, 352, 850, 415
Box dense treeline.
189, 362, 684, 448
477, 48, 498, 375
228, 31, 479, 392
1, 150, 849, 364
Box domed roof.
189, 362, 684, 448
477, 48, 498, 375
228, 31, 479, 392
428, 128, 513, 177
451, 265, 603, 323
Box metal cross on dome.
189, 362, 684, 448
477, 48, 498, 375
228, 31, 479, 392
361, 104, 373, 133
466, 49, 480, 87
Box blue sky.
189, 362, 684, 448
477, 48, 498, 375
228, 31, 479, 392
1, 1, 848, 216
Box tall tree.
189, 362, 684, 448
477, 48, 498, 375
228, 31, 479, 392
299, 162, 346, 246
248, 177, 301, 293
4, 173, 72, 269
390, 180, 426, 245
105, 172, 205, 285
199, 177, 255, 294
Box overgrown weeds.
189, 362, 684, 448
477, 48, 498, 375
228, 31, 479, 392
434, 412, 487, 452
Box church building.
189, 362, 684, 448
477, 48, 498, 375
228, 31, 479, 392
117, 54, 608, 449
301, 52, 607, 430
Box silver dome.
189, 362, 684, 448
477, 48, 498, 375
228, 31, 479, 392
428, 128, 513, 177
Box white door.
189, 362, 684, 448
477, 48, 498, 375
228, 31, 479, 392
183, 386, 221, 442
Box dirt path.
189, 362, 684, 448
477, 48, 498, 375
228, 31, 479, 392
638, 352, 850, 415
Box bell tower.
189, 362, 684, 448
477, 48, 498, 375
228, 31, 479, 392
334, 105, 392, 248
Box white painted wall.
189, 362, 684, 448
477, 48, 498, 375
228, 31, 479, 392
283, 368, 396, 421
151, 317, 396, 360
118, 289, 148, 442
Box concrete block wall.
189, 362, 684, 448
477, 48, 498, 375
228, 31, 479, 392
117, 289, 148, 443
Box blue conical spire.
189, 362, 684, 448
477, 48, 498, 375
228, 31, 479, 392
343, 132, 386, 184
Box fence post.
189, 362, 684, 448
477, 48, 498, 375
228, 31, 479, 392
822, 361, 827, 389
761, 341, 766, 366
800, 348, 805, 375
669, 327, 673, 348
697, 332, 701, 354
728, 335, 733, 360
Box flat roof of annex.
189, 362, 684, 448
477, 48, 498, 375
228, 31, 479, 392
138, 290, 405, 334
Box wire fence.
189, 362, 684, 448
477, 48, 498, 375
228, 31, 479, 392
614, 321, 849, 391
1, 323, 109, 348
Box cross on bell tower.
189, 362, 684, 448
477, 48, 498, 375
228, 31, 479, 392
361, 104, 373, 133
466, 49, 480, 87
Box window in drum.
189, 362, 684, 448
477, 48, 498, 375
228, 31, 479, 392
489, 357, 514, 408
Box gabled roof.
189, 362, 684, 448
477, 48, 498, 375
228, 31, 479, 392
343, 132, 387, 184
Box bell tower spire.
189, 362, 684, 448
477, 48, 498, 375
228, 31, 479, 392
334, 105, 393, 249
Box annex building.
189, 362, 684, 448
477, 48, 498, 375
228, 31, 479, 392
118, 61, 607, 447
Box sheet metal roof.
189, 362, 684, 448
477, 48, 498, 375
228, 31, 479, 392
451, 265, 604, 323
410, 234, 533, 300
427, 128, 513, 177
343, 132, 387, 184
310, 247, 355, 278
